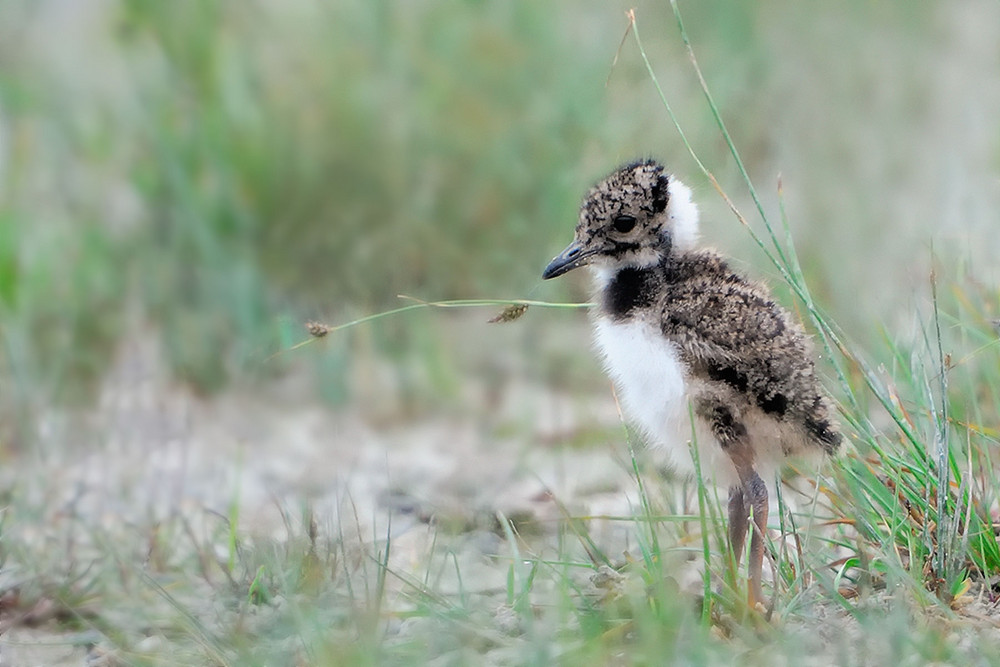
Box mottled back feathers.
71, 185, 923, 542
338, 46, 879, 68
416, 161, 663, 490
605, 249, 840, 453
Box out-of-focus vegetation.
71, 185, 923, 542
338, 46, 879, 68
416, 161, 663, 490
3, 0, 637, 397
4, 0, 996, 402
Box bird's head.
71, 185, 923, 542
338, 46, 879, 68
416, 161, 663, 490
542, 159, 699, 280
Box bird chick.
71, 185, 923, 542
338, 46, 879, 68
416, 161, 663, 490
542, 159, 841, 606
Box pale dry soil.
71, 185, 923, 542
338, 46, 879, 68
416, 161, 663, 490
2, 325, 1000, 665
0, 324, 648, 664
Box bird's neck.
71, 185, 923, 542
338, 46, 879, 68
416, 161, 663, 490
592, 262, 663, 320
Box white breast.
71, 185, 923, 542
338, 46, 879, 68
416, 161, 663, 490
592, 315, 739, 484
593, 317, 688, 451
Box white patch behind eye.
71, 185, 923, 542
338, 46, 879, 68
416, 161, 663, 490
666, 178, 699, 251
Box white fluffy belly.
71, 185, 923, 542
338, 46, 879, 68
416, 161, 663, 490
592, 316, 738, 484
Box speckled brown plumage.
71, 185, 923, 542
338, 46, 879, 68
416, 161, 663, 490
605, 249, 841, 455
542, 158, 841, 607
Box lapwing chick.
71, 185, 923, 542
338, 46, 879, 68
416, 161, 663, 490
542, 159, 841, 607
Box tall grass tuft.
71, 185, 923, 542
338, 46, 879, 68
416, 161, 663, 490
634, 1, 1000, 609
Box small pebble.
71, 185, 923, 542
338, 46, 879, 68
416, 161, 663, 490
493, 604, 523, 636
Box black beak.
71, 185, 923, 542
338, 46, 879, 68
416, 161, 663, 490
542, 241, 595, 280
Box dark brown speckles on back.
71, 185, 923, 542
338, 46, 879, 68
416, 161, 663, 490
649, 249, 840, 455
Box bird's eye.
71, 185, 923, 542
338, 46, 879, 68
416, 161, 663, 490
613, 215, 637, 233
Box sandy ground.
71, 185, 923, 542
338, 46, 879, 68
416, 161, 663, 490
5, 318, 1000, 664
1, 320, 673, 664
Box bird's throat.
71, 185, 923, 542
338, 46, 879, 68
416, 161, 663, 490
602, 266, 656, 320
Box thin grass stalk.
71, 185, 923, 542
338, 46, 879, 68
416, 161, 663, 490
372, 509, 391, 635
275, 298, 591, 357
613, 384, 662, 571
497, 510, 536, 635
930, 266, 952, 587
686, 404, 713, 625
666, 0, 792, 273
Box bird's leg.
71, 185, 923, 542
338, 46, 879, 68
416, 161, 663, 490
727, 485, 748, 570
739, 469, 768, 609
726, 443, 768, 608
695, 395, 768, 608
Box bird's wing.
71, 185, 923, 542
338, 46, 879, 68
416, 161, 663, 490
660, 281, 795, 369
657, 254, 841, 450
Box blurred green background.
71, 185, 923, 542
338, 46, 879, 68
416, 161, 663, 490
1, 0, 998, 417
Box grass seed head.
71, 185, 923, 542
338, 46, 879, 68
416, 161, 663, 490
487, 304, 528, 324
305, 321, 332, 337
